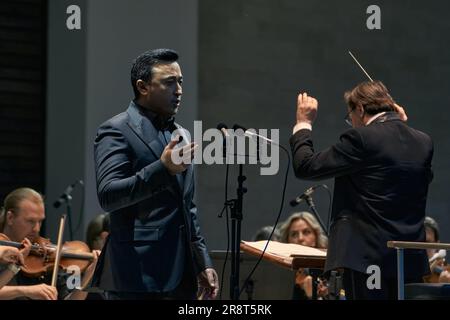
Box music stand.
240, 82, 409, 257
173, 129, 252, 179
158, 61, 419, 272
210, 250, 295, 300
240, 240, 327, 300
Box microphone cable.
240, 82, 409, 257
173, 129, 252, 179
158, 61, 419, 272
218, 163, 230, 300
238, 142, 291, 299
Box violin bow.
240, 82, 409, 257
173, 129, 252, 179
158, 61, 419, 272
51, 214, 66, 288
348, 51, 374, 82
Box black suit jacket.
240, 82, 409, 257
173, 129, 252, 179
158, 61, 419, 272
290, 112, 433, 278
91, 101, 212, 293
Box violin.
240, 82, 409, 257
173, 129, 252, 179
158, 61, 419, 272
0, 233, 94, 278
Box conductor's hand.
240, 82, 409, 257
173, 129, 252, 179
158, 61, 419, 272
296, 92, 318, 125
393, 103, 408, 122
161, 136, 198, 175
197, 268, 219, 300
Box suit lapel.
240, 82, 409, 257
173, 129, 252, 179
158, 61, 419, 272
126, 101, 165, 159
126, 101, 182, 196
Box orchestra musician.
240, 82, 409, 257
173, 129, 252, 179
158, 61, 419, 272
424, 216, 450, 283
279, 211, 328, 299
0, 187, 99, 300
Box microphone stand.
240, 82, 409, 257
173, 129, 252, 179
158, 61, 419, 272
54, 180, 83, 241
223, 127, 284, 300
229, 164, 246, 300
305, 195, 328, 237
219, 126, 248, 300
304, 195, 327, 301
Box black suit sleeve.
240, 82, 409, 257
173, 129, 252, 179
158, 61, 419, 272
289, 128, 367, 180
189, 200, 213, 273
94, 122, 173, 212
186, 167, 212, 273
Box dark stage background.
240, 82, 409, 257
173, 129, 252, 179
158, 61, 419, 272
1, 0, 448, 255
197, 0, 450, 249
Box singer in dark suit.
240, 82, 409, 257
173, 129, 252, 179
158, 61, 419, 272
91, 49, 218, 299
289, 81, 433, 299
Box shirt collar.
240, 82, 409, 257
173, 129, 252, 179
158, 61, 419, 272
365, 112, 386, 126
133, 100, 175, 131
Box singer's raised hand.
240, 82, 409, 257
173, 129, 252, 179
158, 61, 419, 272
161, 136, 197, 175
296, 92, 318, 125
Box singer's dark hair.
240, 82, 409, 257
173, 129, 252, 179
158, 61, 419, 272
130, 48, 179, 98
0, 188, 44, 232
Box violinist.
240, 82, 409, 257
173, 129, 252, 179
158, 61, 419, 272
279, 212, 328, 299
424, 216, 450, 283
0, 187, 99, 300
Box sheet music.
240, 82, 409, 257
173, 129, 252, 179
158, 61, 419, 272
241, 240, 327, 258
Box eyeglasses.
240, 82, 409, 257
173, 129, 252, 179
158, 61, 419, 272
344, 109, 354, 127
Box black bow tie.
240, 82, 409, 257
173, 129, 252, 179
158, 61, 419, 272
153, 116, 175, 132
133, 101, 176, 132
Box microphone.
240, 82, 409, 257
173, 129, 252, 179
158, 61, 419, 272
232, 123, 246, 132
232, 124, 250, 138
217, 123, 229, 137
53, 180, 84, 208
429, 249, 446, 263
290, 186, 319, 207
290, 185, 329, 236
232, 123, 280, 146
